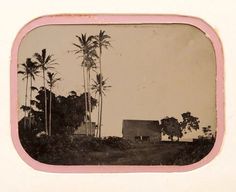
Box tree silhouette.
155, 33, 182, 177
180, 112, 200, 133
93, 30, 111, 137
47, 72, 61, 136
28, 59, 40, 129
202, 125, 212, 137
34, 49, 56, 135
91, 73, 111, 137
160, 117, 183, 141
160, 112, 200, 141
73, 34, 98, 135
28, 90, 96, 135
18, 58, 39, 129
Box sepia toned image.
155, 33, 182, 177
17, 23, 217, 166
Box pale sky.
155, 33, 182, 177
17, 24, 216, 139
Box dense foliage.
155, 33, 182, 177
19, 126, 214, 165
160, 112, 200, 141
162, 139, 215, 165
19, 128, 131, 165
19, 89, 97, 135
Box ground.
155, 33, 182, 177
19, 129, 214, 165
73, 141, 214, 165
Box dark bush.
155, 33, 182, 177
166, 139, 215, 165
102, 136, 131, 150
19, 128, 132, 165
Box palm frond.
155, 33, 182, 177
17, 71, 25, 75
73, 43, 82, 49
30, 100, 39, 105
33, 53, 43, 63
31, 86, 38, 91
45, 55, 52, 64
20, 105, 31, 111
42, 49, 46, 63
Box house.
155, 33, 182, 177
74, 122, 97, 136
122, 119, 162, 142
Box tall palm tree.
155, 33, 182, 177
86, 55, 97, 135
47, 72, 61, 136
73, 34, 97, 135
93, 30, 111, 137
91, 73, 111, 137
18, 61, 30, 129
34, 49, 56, 135
27, 59, 40, 129
18, 58, 39, 129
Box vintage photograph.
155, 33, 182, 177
17, 24, 216, 165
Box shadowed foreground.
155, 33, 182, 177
19, 130, 215, 165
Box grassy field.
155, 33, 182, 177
73, 141, 213, 165
19, 131, 215, 165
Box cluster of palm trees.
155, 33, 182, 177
18, 49, 60, 136
18, 30, 111, 138
72, 30, 111, 138
18, 58, 39, 130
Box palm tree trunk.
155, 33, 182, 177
49, 88, 52, 136
24, 75, 29, 129
43, 69, 48, 135
99, 93, 103, 138
96, 95, 100, 137
29, 76, 32, 130
98, 45, 102, 138
82, 65, 88, 136
87, 69, 92, 136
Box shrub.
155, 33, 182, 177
102, 136, 131, 150
19, 130, 132, 164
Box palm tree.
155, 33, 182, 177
86, 55, 97, 135
47, 72, 61, 136
93, 30, 111, 137
91, 73, 111, 137
73, 34, 97, 135
18, 61, 30, 129
27, 59, 40, 129
34, 49, 56, 135
18, 58, 39, 129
